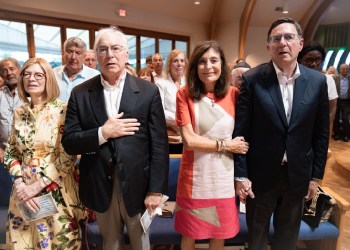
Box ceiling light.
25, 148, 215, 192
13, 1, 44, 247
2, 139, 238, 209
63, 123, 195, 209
282, 1, 289, 14
194, 0, 200, 5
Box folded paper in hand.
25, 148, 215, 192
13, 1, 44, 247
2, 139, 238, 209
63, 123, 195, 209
140, 195, 169, 233
16, 193, 59, 222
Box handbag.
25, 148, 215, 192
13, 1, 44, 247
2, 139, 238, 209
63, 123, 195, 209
160, 201, 176, 218
302, 186, 336, 228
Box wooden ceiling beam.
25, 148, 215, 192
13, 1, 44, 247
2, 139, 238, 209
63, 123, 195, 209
238, 0, 257, 60
302, 0, 336, 41
208, 0, 221, 40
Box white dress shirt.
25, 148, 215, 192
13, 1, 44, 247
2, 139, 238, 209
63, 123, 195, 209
273, 62, 301, 162
156, 75, 186, 126
98, 72, 127, 145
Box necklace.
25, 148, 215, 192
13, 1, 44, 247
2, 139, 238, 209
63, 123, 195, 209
206, 93, 215, 107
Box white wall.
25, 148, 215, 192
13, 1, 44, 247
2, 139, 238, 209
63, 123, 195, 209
1, 0, 271, 68
245, 26, 271, 67
216, 21, 271, 68
0, 0, 207, 54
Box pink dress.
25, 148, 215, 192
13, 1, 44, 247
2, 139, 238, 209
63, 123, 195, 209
174, 86, 240, 239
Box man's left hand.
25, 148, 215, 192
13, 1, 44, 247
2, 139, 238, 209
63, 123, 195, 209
144, 194, 162, 213
305, 179, 319, 201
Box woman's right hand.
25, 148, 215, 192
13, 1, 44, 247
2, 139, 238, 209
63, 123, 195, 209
226, 136, 249, 154
16, 181, 43, 212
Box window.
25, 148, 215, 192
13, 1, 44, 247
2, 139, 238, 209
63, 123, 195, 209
67, 28, 90, 48
0, 10, 189, 72
34, 24, 62, 68
0, 20, 28, 65
159, 39, 172, 64
127, 35, 137, 70
175, 41, 187, 56
140, 37, 155, 69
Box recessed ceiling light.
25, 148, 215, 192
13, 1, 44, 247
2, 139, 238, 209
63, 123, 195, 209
194, 0, 200, 5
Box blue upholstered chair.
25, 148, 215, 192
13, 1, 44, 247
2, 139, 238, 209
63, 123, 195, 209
0, 163, 12, 247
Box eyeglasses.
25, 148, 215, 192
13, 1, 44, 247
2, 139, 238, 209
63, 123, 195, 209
269, 33, 300, 44
22, 72, 46, 80
96, 45, 125, 55
302, 58, 323, 65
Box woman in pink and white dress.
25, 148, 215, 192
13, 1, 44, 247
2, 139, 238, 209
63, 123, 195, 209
174, 41, 249, 250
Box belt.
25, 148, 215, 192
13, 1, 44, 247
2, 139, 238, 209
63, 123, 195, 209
281, 160, 288, 166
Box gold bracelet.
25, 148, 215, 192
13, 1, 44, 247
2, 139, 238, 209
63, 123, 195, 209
222, 140, 227, 153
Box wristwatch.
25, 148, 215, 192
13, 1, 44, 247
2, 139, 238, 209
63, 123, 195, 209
234, 177, 246, 182
147, 192, 163, 196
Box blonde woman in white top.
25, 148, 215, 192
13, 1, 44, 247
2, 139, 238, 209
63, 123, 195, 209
156, 49, 187, 153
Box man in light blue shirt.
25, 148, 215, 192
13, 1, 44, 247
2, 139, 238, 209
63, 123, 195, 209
53, 37, 100, 102
334, 63, 350, 141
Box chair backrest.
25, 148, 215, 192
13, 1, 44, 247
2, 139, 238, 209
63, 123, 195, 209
167, 154, 181, 201
0, 164, 12, 206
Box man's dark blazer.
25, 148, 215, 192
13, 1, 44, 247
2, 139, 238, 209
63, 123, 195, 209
62, 73, 169, 216
334, 74, 350, 99
234, 62, 329, 195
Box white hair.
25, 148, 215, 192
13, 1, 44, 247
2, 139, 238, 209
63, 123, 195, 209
94, 26, 128, 52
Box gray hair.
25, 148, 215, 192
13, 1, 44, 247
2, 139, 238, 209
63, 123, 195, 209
64, 37, 87, 52
94, 26, 128, 52
152, 53, 163, 62
0, 57, 21, 70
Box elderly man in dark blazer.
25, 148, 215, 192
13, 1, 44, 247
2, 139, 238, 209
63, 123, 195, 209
333, 63, 350, 142
62, 26, 169, 250
233, 18, 329, 250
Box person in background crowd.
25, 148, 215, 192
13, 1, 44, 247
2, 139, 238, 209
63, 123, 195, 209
298, 41, 338, 137
138, 67, 155, 83
4, 57, 86, 249
156, 49, 187, 154
84, 49, 98, 69
326, 65, 337, 76
125, 62, 138, 76
0, 75, 5, 88
333, 63, 350, 142
53, 37, 100, 102
152, 53, 165, 82
0, 58, 23, 165
231, 60, 251, 90
234, 17, 329, 250
174, 41, 248, 250
62, 26, 169, 250
146, 55, 153, 70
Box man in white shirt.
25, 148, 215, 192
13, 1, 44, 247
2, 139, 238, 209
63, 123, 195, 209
0, 58, 23, 164
62, 26, 168, 250
152, 53, 165, 82
53, 37, 100, 101
334, 64, 350, 141
234, 17, 329, 250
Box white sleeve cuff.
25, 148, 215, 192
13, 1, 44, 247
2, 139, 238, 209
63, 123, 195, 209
98, 127, 108, 145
